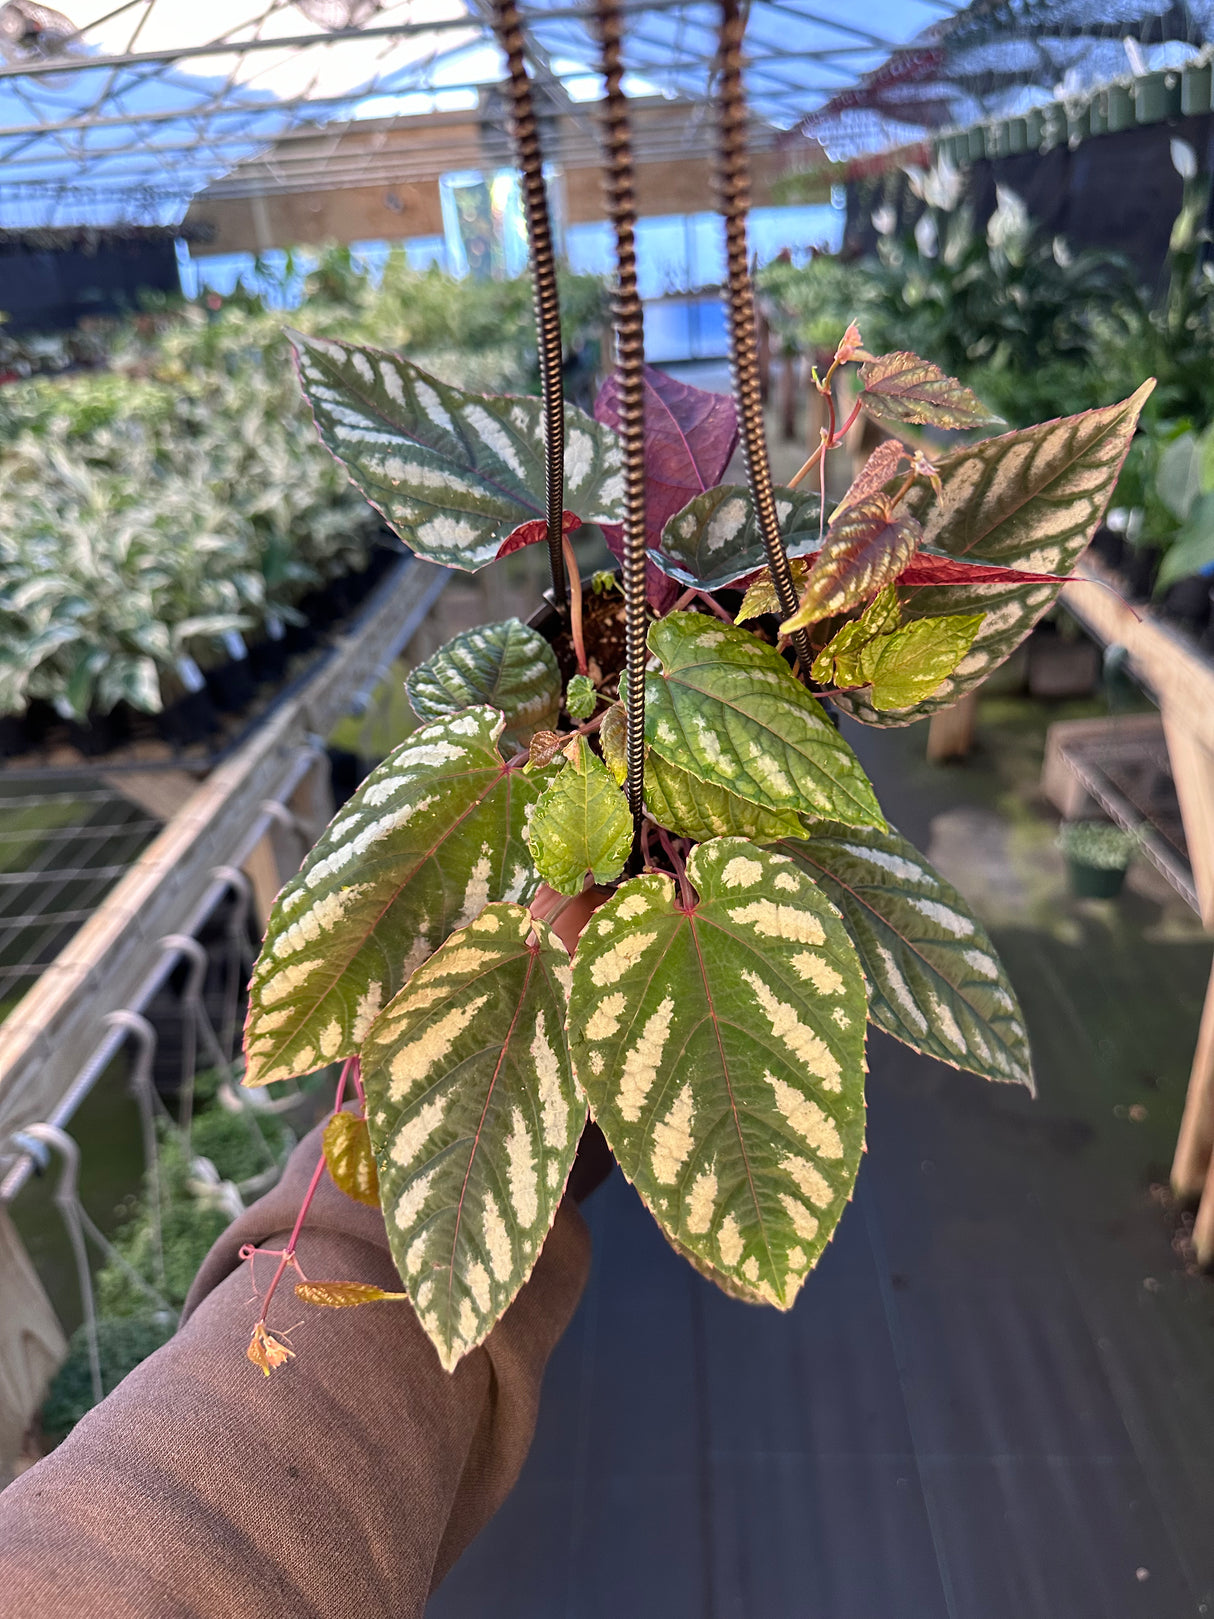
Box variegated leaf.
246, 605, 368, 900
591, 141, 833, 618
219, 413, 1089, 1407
859, 352, 1003, 431
525, 736, 633, 896
568, 838, 867, 1306
650, 484, 822, 590
781, 496, 921, 633
645, 613, 886, 830
644, 749, 803, 843
406, 620, 560, 754
361, 904, 583, 1371
243, 708, 545, 1087
771, 825, 1032, 1087
837, 382, 1154, 726
599, 702, 628, 784
735, 557, 810, 625
862, 615, 986, 709
290, 331, 624, 570
322, 1112, 380, 1207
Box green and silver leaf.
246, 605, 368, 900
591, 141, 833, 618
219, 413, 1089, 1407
644, 749, 803, 843
837, 382, 1153, 726
290, 331, 624, 570
568, 838, 867, 1306
361, 903, 583, 1371
858, 352, 1003, 431
772, 824, 1032, 1087
525, 736, 633, 895
645, 613, 886, 830
243, 707, 545, 1087
650, 484, 822, 590
406, 620, 560, 754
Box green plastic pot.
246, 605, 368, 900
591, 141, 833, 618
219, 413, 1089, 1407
1005, 116, 1028, 153
1106, 83, 1134, 130
1135, 70, 1182, 124
967, 126, 988, 161
1089, 94, 1108, 136
1066, 857, 1128, 900
1025, 108, 1045, 147
1066, 103, 1090, 145
1041, 103, 1067, 149
1182, 61, 1212, 116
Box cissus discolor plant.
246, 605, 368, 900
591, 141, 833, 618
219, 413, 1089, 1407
238, 0, 1151, 1376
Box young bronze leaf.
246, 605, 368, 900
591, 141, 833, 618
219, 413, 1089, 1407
322, 1112, 380, 1207
781, 496, 921, 633
361, 904, 583, 1372
644, 750, 803, 843
859, 352, 1003, 431
650, 484, 822, 590
568, 839, 867, 1306
834, 439, 906, 515
289, 331, 623, 570
645, 613, 885, 830
772, 825, 1032, 1087
296, 1281, 406, 1308
836, 382, 1154, 726
406, 620, 560, 753
243, 707, 545, 1088
525, 736, 633, 896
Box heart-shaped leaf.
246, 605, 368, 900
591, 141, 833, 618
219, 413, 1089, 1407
525, 736, 633, 895
771, 826, 1032, 1087
406, 620, 560, 754
322, 1112, 380, 1207
243, 708, 545, 1087
859, 352, 1003, 431
645, 613, 886, 830
362, 903, 583, 1371
290, 331, 624, 570
650, 484, 822, 590
644, 749, 803, 843
781, 495, 921, 633
837, 382, 1154, 726
568, 838, 867, 1306
595, 364, 738, 544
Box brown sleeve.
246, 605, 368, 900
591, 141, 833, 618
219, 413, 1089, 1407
0, 1121, 590, 1619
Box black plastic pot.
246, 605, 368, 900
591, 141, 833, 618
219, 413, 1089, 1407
1120, 547, 1160, 600
247, 635, 288, 685
67, 705, 132, 758
205, 657, 256, 715
157, 689, 221, 747
1089, 525, 1125, 572
1065, 856, 1128, 900
0, 713, 30, 759
1160, 574, 1212, 634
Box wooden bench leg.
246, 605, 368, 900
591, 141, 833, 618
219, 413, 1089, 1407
1173, 953, 1214, 1215
926, 692, 979, 763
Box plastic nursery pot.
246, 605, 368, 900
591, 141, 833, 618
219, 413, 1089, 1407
1182, 61, 1213, 116
1161, 574, 1213, 635
1066, 102, 1090, 146
157, 689, 221, 748
1106, 83, 1134, 131
1088, 94, 1109, 136
0, 713, 30, 760
1024, 108, 1046, 147
1089, 524, 1125, 571
1120, 545, 1160, 600
205, 658, 256, 715
1005, 116, 1028, 153
1040, 103, 1067, 149
67, 705, 132, 759
1135, 70, 1182, 125
1065, 856, 1129, 900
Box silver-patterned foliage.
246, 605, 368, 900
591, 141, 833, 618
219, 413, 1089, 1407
773, 824, 1033, 1087
361, 904, 583, 1371
643, 748, 803, 843
645, 613, 886, 830
243, 707, 544, 1088
650, 484, 822, 589
406, 619, 560, 754
568, 838, 868, 1308
837, 383, 1153, 726
290, 331, 624, 569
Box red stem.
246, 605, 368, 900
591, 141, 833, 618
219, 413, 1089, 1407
658, 826, 694, 910
256, 1053, 356, 1326
563, 534, 588, 675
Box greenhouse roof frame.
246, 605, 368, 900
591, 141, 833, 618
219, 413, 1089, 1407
0, 0, 1207, 228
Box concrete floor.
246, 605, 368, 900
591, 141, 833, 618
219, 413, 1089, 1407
428, 695, 1214, 1619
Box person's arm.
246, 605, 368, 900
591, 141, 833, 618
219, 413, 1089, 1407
0, 1123, 590, 1619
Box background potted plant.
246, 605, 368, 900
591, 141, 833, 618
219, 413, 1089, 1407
1057, 819, 1140, 899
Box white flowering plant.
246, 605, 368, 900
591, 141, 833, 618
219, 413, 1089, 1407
237, 0, 1151, 1378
